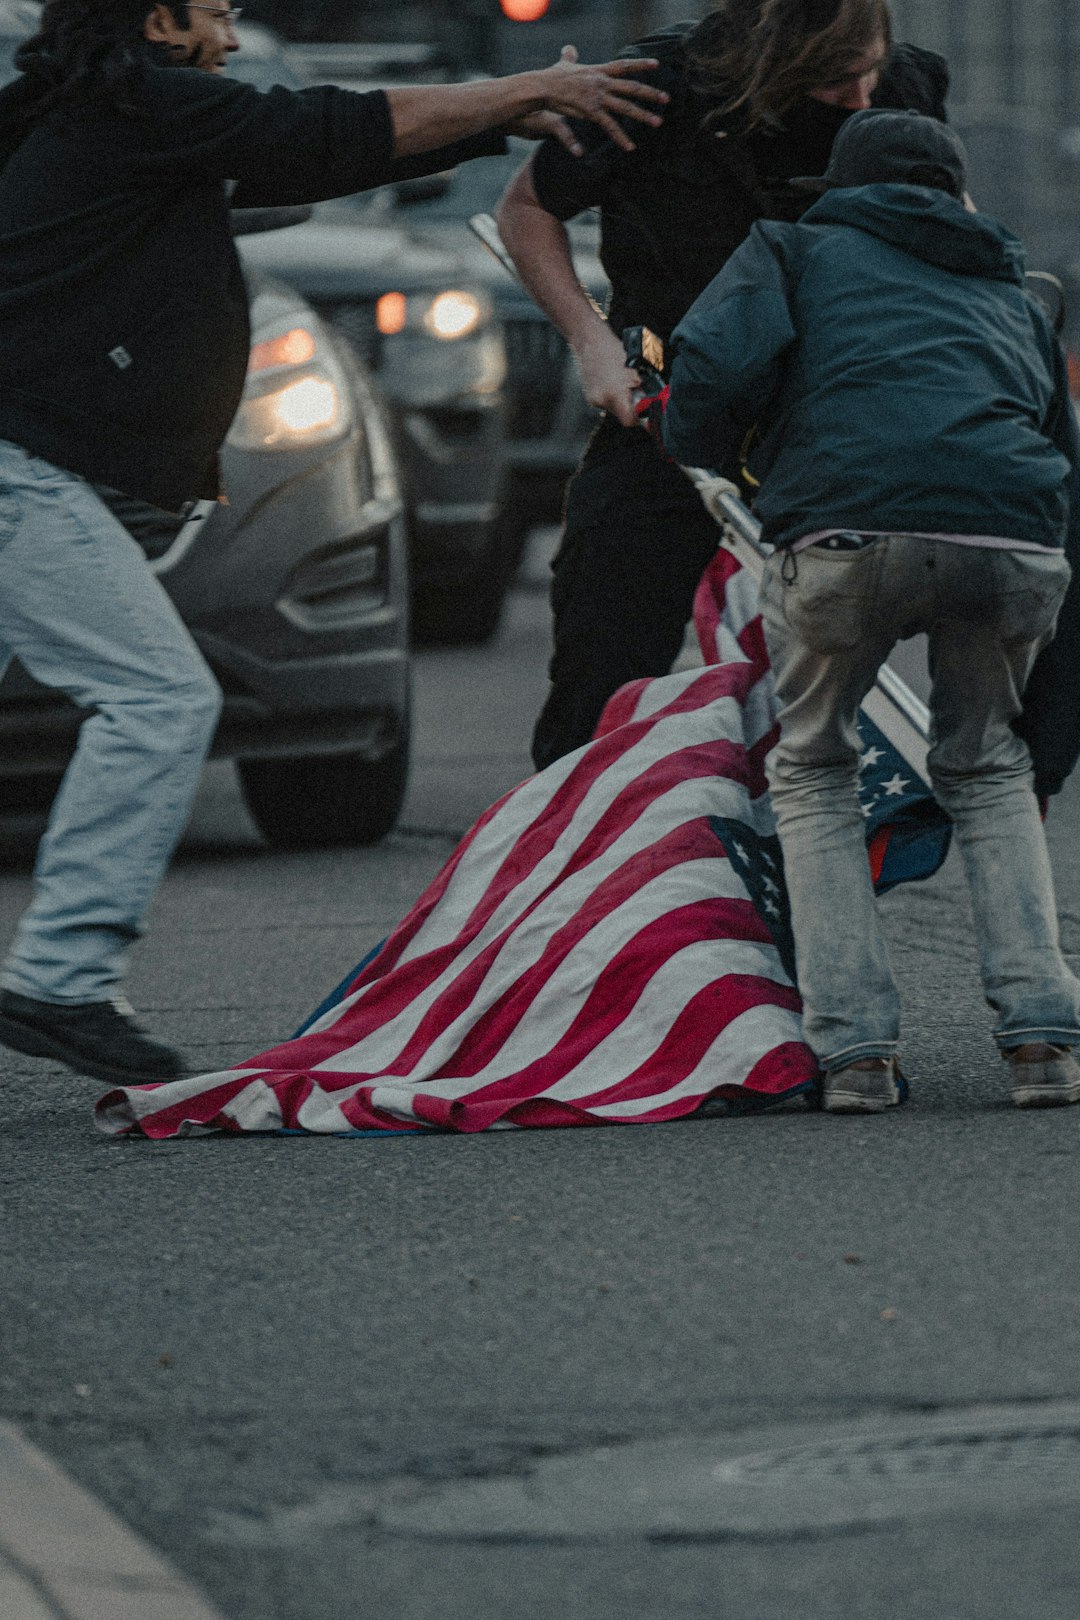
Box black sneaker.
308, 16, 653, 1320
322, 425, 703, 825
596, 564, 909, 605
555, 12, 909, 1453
0, 990, 184, 1084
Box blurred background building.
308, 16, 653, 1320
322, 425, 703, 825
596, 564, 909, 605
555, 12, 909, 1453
890, 0, 1080, 282
243, 3, 700, 64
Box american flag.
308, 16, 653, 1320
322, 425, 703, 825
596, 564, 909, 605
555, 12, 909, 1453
95, 548, 950, 1140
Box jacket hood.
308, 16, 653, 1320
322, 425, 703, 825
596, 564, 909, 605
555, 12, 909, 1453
802, 184, 1026, 282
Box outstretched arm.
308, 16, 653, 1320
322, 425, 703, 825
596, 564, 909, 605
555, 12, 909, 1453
496, 157, 642, 427
386, 53, 667, 159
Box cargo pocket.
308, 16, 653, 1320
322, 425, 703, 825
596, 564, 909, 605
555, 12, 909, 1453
780, 537, 886, 653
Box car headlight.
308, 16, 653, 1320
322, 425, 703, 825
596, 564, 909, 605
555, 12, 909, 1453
367, 288, 505, 408
228, 318, 354, 451
424, 291, 484, 341
376, 289, 486, 342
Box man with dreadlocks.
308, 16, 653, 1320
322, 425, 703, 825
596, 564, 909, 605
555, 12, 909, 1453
0, 0, 669, 1088
495, 0, 948, 772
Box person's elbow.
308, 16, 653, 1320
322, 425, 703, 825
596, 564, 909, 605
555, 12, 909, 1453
495, 157, 542, 236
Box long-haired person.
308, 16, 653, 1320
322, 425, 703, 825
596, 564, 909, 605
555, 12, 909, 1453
0, 0, 666, 1086
496, 0, 948, 771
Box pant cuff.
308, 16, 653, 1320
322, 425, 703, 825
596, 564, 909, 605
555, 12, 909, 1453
0, 970, 118, 1006
819, 1039, 899, 1071
995, 1026, 1080, 1051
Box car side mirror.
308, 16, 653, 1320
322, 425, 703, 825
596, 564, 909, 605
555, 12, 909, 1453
230, 205, 313, 237
1026, 270, 1067, 336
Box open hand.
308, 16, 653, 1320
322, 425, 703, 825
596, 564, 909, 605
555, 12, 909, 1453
509, 46, 616, 156
527, 44, 667, 153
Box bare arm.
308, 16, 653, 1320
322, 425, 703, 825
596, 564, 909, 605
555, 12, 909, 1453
496, 157, 640, 428
385, 55, 667, 160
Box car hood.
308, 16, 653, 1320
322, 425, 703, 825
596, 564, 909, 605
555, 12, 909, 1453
408, 221, 610, 317
237, 214, 474, 298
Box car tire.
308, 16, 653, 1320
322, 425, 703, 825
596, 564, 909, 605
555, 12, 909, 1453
238, 727, 410, 850
412, 517, 527, 647
413, 574, 506, 647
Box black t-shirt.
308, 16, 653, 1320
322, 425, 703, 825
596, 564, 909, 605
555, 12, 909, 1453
531, 27, 949, 345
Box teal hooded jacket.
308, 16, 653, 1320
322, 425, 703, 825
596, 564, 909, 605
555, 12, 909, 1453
664, 184, 1078, 554
663, 184, 1080, 794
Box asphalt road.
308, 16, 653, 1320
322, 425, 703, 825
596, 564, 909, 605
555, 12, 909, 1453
3, 547, 1080, 1620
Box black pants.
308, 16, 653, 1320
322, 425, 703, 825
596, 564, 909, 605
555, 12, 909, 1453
531, 420, 720, 772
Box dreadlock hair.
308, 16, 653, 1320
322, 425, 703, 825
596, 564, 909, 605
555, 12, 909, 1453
690, 0, 893, 127
15, 0, 190, 114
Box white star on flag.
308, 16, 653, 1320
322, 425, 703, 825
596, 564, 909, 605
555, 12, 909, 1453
860, 746, 885, 769
883, 772, 909, 797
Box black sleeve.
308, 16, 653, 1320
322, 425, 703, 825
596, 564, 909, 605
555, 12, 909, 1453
137, 68, 471, 205
530, 38, 685, 222
873, 43, 950, 122
385, 127, 507, 185
531, 114, 643, 220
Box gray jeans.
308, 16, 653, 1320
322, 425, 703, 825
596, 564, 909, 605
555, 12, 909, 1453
760, 533, 1080, 1070
0, 441, 221, 1003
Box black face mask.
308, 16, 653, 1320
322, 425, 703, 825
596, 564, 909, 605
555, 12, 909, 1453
748, 95, 853, 182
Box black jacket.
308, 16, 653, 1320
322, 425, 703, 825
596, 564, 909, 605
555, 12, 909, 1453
531, 24, 949, 344
0, 56, 504, 510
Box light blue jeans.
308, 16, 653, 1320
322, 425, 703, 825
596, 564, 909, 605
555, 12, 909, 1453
760, 534, 1080, 1071
0, 441, 221, 1004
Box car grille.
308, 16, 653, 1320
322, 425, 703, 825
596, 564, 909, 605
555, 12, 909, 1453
320, 301, 380, 368
503, 317, 569, 441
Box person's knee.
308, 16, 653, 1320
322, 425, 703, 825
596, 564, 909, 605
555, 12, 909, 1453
928, 751, 1033, 814
123, 663, 222, 754
767, 745, 860, 804
175, 665, 222, 745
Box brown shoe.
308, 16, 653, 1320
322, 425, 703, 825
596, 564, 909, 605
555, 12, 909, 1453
1005, 1043, 1080, 1109
820, 1056, 904, 1114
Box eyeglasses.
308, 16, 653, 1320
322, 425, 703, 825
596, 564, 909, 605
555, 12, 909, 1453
186, 5, 243, 22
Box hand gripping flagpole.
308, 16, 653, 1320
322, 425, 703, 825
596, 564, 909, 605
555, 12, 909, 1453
468, 211, 932, 774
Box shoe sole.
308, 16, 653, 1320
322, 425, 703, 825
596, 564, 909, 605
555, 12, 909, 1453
821, 1086, 900, 1114
0, 1014, 179, 1086
820, 1067, 906, 1114
1012, 1080, 1080, 1108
